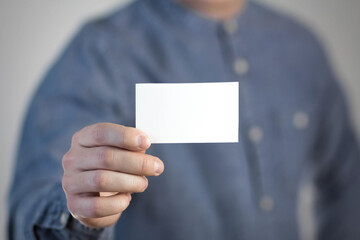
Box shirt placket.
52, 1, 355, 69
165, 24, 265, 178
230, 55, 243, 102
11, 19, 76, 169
219, 17, 275, 237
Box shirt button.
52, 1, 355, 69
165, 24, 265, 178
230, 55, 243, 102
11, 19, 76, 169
60, 211, 67, 225
293, 111, 309, 130
248, 125, 263, 144
234, 58, 249, 76
260, 195, 274, 212
223, 19, 238, 34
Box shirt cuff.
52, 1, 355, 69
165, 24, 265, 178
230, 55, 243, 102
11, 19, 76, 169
66, 215, 114, 239
34, 182, 113, 239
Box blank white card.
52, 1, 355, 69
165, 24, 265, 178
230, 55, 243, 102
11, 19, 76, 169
136, 82, 239, 143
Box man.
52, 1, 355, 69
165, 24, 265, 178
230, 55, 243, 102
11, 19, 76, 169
8, 0, 360, 239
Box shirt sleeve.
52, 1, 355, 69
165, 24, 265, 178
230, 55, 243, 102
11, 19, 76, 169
313, 50, 360, 239
8, 23, 122, 239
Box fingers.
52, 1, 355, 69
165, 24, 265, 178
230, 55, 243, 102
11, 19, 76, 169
63, 170, 149, 194
67, 193, 131, 219
62, 123, 163, 228
64, 146, 164, 176
73, 123, 151, 151
74, 213, 122, 228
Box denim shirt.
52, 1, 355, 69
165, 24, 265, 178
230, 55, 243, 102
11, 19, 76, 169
8, 0, 360, 239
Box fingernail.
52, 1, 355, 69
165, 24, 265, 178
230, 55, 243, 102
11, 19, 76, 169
154, 160, 163, 175
137, 135, 151, 149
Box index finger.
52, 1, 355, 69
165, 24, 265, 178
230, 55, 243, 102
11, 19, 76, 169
74, 123, 151, 151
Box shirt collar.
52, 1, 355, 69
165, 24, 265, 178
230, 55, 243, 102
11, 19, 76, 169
150, 0, 252, 35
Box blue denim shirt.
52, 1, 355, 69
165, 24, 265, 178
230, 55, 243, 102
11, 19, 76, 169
8, 0, 360, 239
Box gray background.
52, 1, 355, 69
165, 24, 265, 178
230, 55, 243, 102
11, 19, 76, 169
0, 0, 359, 239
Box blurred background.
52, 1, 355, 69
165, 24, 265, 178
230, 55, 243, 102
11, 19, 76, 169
0, 0, 359, 239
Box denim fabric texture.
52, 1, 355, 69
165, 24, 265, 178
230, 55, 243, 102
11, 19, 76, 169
8, 0, 360, 239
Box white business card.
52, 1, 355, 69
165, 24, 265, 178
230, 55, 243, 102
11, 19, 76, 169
136, 82, 239, 143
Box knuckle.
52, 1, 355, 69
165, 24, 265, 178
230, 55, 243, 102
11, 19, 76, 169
71, 131, 80, 145
62, 174, 78, 194
122, 127, 139, 148
62, 151, 75, 171
140, 156, 150, 174
97, 148, 113, 168
89, 198, 103, 217
121, 127, 130, 147
92, 124, 106, 144
92, 171, 108, 190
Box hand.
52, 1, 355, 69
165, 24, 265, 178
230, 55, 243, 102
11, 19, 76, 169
62, 123, 164, 228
